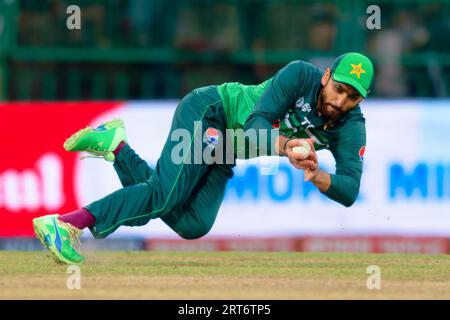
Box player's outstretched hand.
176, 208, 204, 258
285, 138, 317, 171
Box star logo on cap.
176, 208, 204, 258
350, 63, 366, 79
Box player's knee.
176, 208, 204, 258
176, 223, 213, 240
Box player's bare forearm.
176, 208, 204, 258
305, 169, 331, 193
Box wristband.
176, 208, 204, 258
282, 138, 292, 153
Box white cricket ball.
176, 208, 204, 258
292, 141, 311, 158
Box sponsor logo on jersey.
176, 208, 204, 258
359, 146, 366, 161
204, 127, 219, 145
295, 97, 304, 109
301, 103, 311, 113
295, 97, 311, 113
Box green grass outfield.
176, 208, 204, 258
0, 251, 449, 299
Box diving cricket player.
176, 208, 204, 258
33, 52, 374, 264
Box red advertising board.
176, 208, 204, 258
145, 236, 449, 254
0, 102, 121, 236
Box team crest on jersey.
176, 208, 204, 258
204, 127, 219, 145
295, 97, 311, 112
359, 146, 366, 161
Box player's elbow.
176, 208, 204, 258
327, 175, 360, 207
341, 194, 357, 207
340, 185, 360, 207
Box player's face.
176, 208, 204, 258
318, 68, 363, 123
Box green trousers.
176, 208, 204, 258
86, 86, 234, 239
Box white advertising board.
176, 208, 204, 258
74, 100, 450, 238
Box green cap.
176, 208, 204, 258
331, 52, 374, 98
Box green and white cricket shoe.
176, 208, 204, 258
33, 214, 84, 265
64, 119, 127, 162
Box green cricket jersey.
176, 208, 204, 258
217, 60, 366, 207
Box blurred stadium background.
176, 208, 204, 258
1, 0, 450, 254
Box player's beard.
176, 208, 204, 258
317, 87, 343, 124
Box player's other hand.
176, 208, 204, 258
285, 138, 317, 171
304, 167, 319, 182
